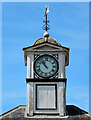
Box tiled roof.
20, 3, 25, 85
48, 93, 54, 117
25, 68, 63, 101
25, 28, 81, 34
1, 105, 91, 120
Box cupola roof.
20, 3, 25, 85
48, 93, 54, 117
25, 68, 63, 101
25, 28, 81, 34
32, 38, 61, 47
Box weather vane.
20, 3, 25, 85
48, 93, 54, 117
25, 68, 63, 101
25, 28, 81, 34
43, 5, 50, 33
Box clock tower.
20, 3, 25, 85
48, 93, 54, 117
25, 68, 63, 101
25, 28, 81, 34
23, 6, 69, 117
1, 5, 91, 120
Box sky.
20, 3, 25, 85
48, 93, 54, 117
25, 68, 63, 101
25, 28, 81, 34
1, 2, 89, 114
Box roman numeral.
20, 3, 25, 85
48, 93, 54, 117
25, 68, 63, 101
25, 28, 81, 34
51, 69, 55, 72
53, 64, 56, 67
53, 67, 56, 70
52, 62, 55, 64
37, 69, 41, 72
45, 57, 48, 61
45, 73, 47, 76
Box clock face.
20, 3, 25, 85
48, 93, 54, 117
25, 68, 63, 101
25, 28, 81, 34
34, 55, 59, 78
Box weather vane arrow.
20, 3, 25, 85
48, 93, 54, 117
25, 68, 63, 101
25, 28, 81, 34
44, 5, 49, 17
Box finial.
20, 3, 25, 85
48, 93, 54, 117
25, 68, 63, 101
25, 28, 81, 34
43, 5, 50, 38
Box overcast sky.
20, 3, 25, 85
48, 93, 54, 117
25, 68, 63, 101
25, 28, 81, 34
1, 2, 89, 114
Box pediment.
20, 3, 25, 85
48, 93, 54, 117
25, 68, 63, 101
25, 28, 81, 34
23, 42, 68, 52
23, 42, 69, 66
34, 45, 59, 50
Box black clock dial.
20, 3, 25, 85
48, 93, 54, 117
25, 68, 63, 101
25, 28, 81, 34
34, 55, 59, 78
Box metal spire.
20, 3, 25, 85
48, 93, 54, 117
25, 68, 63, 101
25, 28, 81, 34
43, 5, 50, 38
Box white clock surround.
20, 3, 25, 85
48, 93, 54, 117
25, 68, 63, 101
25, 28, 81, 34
23, 40, 69, 116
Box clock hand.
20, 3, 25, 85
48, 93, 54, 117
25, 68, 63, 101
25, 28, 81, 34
41, 61, 48, 69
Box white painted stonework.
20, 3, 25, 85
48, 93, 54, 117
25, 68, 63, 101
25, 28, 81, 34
37, 85, 56, 109
33, 82, 66, 115
23, 41, 69, 116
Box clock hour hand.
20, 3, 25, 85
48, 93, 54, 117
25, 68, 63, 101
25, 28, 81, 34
41, 61, 48, 69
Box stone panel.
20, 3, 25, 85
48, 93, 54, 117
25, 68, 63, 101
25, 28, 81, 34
37, 85, 56, 109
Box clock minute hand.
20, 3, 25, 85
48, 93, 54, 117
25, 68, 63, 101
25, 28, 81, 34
41, 61, 48, 69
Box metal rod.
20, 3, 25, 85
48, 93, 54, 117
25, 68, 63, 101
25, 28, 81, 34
46, 6, 47, 31
43, 6, 50, 32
